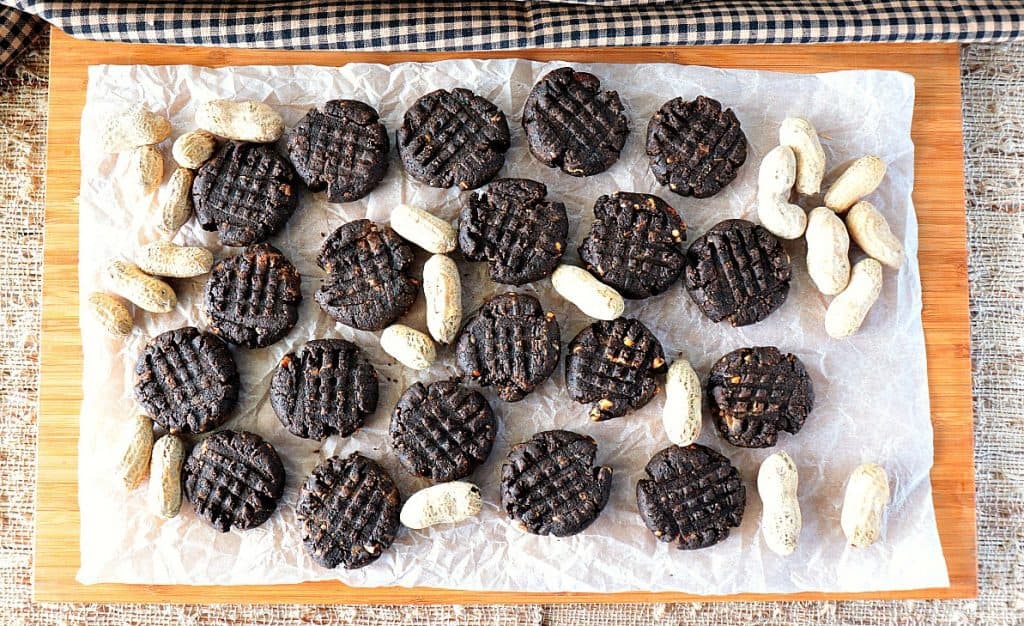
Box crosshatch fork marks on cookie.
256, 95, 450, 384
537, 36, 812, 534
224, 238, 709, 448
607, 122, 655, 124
182, 430, 286, 533
192, 141, 299, 246
398, 88, 511, 190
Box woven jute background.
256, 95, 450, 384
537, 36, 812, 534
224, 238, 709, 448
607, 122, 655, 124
0, 35, 1020, 624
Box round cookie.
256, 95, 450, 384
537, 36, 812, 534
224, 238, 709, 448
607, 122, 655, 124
646, 95, 748, 198
297, 453, 401, 569
501, 430, 613, 536
390, 380, 496, 482
706, 346, 814, 448
565, 317, 667, 421
204, 243, 302, 348
636, 443, 746, 550
683, 219, 792, 326
183, 430, 285, 532
397, 88, 511, 189
192, 140, 299, 246
134, 326, 239, 435
578, 192, 687, 299
285, 99, 390, 203
455, 293, 561, 402
521, 67, 629, 176
270, 339, 379, 440
315, 219, 418, 331
458, 178, 568, 285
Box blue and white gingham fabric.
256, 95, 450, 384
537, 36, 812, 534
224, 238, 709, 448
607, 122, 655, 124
1, 0, 1023, 71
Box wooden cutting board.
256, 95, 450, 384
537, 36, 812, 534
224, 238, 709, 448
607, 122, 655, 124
35, 29, 976, 603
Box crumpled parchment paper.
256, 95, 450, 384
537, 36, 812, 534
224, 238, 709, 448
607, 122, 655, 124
75, 60, 949, 594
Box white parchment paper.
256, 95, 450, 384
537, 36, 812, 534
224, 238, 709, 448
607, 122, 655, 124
76, 60, 949, 594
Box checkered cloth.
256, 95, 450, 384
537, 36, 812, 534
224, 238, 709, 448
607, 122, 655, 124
1, 1, 1022, 71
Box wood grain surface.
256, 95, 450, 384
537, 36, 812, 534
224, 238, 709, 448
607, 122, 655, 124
35, 29, 976, 604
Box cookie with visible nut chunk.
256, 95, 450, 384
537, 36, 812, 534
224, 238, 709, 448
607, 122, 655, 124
204, 243, 302, 348
637, 443, 746, 549
646, 95, 747, 198
270, 339, 379, 440
565, 317, 667, 421
706, 346, 814, 448
684, 219, 791, 326
501, 430, 612, 536
459, 178, 568, 285
522, 67, 629, 176
285, 99, 390, 203
134, 327, 239, 435
578, 192, 686, 299
297, 453, 401, 569
315, 219, 418, 331
397, 88, 510, 189
192, 141, 298, 246
183, 430, 285, 532
390, 380, 496, 482
454, 293, 561, 402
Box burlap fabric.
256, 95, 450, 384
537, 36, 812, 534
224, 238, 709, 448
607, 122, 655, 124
0, 35, 1020, 624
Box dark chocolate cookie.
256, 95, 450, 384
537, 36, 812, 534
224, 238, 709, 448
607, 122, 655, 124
270, 339, 379, 440
297, 453, 401, 569
204, 243, 302, 348
565, 317, 667, 421
706, 346, 814, 448
522, 67, 629, 176
182, 430, 286, 532
683, 219, 791, 326
192, 140, 299, 246
397, 88, 510, 189
458, 178, 568, 285
455, 293, 560, 402
315, 219, 418, 331
134, 327, 239, 435
501, 430, 613, 536
285, 99, 390, 203
636, 444, 746, 550
578, 192, 687, 299
646, 95, 747, 198
390, 380, 496, 482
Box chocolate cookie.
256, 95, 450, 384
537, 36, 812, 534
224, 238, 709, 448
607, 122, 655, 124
182, 430, 286, 532
285, 99, 390, 203
204, 243, 302, 348
397, 88, 510, 189
636, 444, 746, 550
683, 219, 791, 326
134, 327, 239, 435
565, 317, 667, 421
455, 293, 560, 402
192, 140, 299, 246
270, 339, 379, 440
315, 219, 418, 331
578, 192, 687, 299
390, 380, 496, 482
501, 430, 612, 536
706, 346, 814, 448
522, 67, 629, 176
297, 453, 401, 569
646, 95, 747, 198
458, 178, 568, 285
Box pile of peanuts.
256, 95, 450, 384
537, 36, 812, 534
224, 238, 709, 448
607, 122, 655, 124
87, 107, 221, 339
737, 116, 902, 553
757, 117, 905, 339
